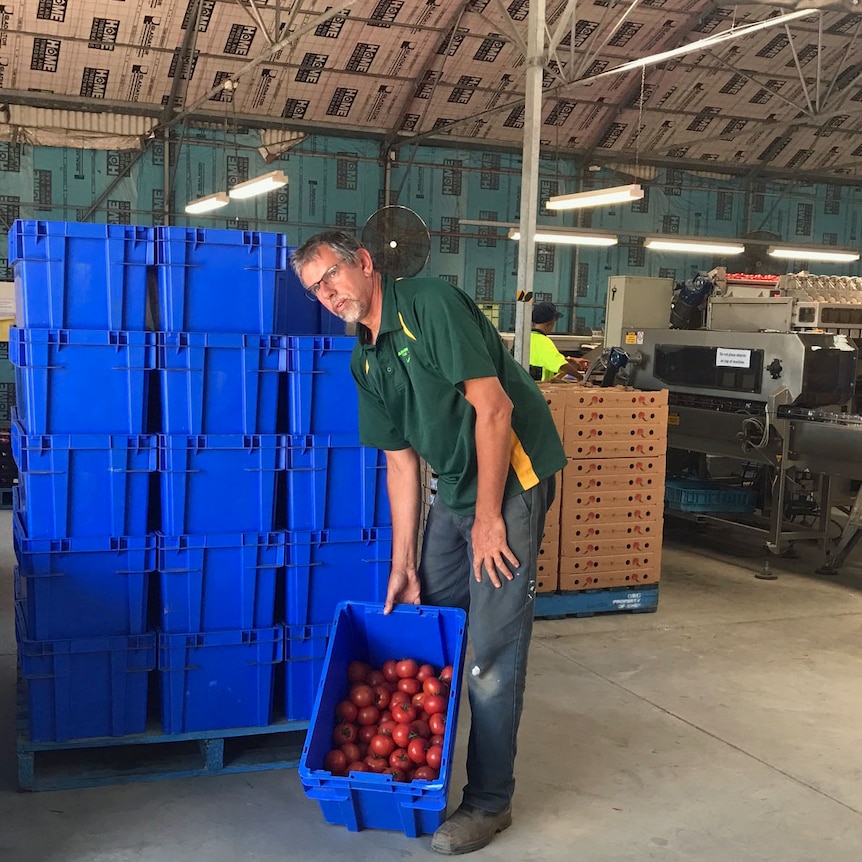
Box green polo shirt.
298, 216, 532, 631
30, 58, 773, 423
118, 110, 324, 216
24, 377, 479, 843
350, 277, 566, 515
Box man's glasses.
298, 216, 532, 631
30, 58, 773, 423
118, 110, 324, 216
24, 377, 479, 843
303, 261, 343, 302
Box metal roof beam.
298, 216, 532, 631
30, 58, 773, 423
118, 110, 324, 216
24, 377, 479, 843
233, 0, 274, 44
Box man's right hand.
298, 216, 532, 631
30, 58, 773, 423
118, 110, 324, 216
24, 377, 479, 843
384, 567, 422, 615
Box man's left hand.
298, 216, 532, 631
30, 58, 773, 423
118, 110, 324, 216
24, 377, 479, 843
471, 514, 520, 587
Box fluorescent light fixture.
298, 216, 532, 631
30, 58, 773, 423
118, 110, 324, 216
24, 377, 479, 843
508, 228, 618, 247
184, 191, 229, 215
768, 246, 860, 263
228, 169, 288, 200
546, 183, 643, 211
644, 237, 745, 255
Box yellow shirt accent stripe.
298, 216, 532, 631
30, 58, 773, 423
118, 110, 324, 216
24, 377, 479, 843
398, 313, 417, 341
365, 359, 369, 374
510, 430, 540, 490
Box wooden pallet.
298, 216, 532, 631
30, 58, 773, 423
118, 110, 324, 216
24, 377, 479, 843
17, 680, 309, 792
534, 584, 659, 620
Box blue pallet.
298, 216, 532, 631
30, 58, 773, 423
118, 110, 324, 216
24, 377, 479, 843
283, 528, 392, 627
159, 434, 283, 533
9, 328, 155, 435
11, 421, 156, 538
155, 227, 318, 334
300, 602, 468, 837
157, 331, 286, 435
158, 624, 284, 733
157, 532, 283, 633
283, 623, 330, 722
16, 604, 155, 743
284, 435, 390, 531
14, 519, 155, 639
534, 585, 660, 619
665, 479, 756, 514
286, 336, 357, 441
9, 220, 153, 331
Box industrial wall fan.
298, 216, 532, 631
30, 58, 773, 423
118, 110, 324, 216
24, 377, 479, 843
361, 206, 431, 279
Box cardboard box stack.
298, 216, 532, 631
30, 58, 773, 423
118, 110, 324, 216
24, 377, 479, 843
537, 383, 668, 594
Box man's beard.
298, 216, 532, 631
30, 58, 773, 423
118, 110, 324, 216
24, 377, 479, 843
333, 296, 365, 323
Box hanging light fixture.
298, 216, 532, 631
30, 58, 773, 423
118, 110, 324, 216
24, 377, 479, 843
644, 237, 745, 255
545, 183, 644, 211
508, 228, 618, 246
184, 192, 230, 215
228, 169, 288, 200
767, 245, 859, 263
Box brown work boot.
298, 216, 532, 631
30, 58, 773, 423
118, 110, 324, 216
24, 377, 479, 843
430, 803, 513, 855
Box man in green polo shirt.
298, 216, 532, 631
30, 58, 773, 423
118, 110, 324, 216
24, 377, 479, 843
291, 230, 565, 855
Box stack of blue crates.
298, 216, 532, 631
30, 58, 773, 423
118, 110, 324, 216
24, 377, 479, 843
8, 218, 396, 746
153, 226, 316, 734
281, 336, 393, 721
9, 220, 158, 743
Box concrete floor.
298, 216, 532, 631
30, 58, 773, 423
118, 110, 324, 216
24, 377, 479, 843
2, 513, 862, 862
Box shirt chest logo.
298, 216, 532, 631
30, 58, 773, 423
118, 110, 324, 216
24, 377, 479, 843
397, 346, 411, 364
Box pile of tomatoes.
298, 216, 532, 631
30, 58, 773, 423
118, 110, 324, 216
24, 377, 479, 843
322, 657, 453, 782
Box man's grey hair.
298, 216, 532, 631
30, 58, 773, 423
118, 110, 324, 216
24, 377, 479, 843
289, 230, 364, 280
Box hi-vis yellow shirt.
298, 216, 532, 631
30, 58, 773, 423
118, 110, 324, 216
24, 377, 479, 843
350, 277, 566, 515
530, 331, 568, 381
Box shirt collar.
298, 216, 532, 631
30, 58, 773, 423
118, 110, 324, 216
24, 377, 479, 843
358, 278, 400, 347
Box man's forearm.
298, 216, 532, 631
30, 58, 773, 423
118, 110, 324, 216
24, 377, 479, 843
473, 407, 513, 521
386, 448, 421, 570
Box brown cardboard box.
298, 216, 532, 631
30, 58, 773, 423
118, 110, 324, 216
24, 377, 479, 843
541, 520, 560, 547
563, 486, 662, 510
558, 565, 660, 591
565, 472, 665, 493
536, 383, 567, 440
560, 519, 662, 543
559, 503, 664, 527
536, 536, 559, 593
565, 406, 669, 427
564, 387, 669, 409
564, 422, 668, 445
544, 491, 562, 530
564, 437, 668, 459
566, 456, 666, 476
559, 535, 660, 558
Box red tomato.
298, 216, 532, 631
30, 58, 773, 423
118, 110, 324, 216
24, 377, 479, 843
413, 765, 439, 781
423, 677, 448, 697
429, 734, 445, 746
365, 669, 386, 687
335, 699, 359, 722
389, 748, 411, 770
397, 677, 421, 696
389, 690, 411, 707
356, 705, 380, 727
379, 709, 393, 723
324, 748, 348, 775
411, 692, 427, 709
392, 723, 416, 749
348, 661, 371, 684
407, 737, 430, 765
349, 684, 375, 708
373, 685, 391, 710
426, 744, 443, 770
384, 767, 408, 782
340, 742, 361, 763
377, 720, 397, 739
332, 721, 358, 745
357, 724, 378, 744
396, 658, 419, 679
416, 663, 436, 682
364, 753, 389, 773
370, 734, 396, 757
411, 719, 431, 740
429, 713, 447, 736
392, 701, 417, 724
382, 659, 400, 683
356, 741, 369, 758
438, 665, 454, 684
423, 694, 447, 717
347, 760, 368, 773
